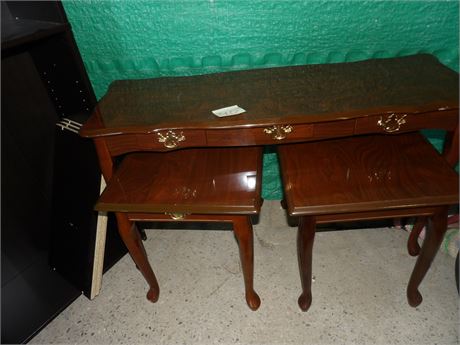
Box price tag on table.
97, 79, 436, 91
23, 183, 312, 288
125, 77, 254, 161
212, 105, 246, 117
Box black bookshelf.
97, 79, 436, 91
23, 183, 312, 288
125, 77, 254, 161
1, 1, 126, 343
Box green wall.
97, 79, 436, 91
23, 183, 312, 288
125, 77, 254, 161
63, 0, 459, 199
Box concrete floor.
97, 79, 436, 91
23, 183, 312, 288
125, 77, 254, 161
31, 201, 458, 345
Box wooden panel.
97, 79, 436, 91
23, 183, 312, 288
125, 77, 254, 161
96, 147, 263, 215
312, 119, 356, 139
105, 129, 206, 155
315, 206, 440, 224
355, 110, 458, 134
278, 132, 459, 216
206, 124, 313, 146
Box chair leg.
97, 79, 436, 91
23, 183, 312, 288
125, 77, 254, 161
407, 207, 448, 307
115, 213, 160, 303
407, 216, 427, 256
232, 216, 261, 311
297, 216, 316, 312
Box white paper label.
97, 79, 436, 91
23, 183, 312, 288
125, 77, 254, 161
212, 105, 246, 117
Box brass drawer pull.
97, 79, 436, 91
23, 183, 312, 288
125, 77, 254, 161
165, 212, 189, 220
377, 113, 407, 133
157, 130, 185, 148
263, 125, 293, 140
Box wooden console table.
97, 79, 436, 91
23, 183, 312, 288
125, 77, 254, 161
80, 54, 459, 303
81, 54, 458, 156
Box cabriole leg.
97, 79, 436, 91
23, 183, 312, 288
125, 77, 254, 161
115, 213, 160, 302
232, 216, 261, 311
407, 207, 448, 307
297, 216, 316, 312
407, 216, 427, 256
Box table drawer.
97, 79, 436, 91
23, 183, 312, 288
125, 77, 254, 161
206, 123, 314, 146
312, 119, 356, 139
105, 129, 207, 155
355, 111, 458, 135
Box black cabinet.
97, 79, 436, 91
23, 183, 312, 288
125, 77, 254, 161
1, 1, 125, 343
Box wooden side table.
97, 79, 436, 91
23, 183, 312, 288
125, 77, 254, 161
95, 147, 264, 310
277, 132, 459, 311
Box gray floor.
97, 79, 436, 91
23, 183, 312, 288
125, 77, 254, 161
31, 201, 459, 345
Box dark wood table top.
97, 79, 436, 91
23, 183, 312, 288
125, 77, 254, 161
96, 146, 263, 214
81, 54, 458, 138
278, 132, 459, 216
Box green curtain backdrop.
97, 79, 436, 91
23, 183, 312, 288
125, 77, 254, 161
63, 0, 459, 199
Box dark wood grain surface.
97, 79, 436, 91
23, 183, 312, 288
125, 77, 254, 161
81, 54, 458, 138
278, 132, 459, 216
96, 146, 263, 214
